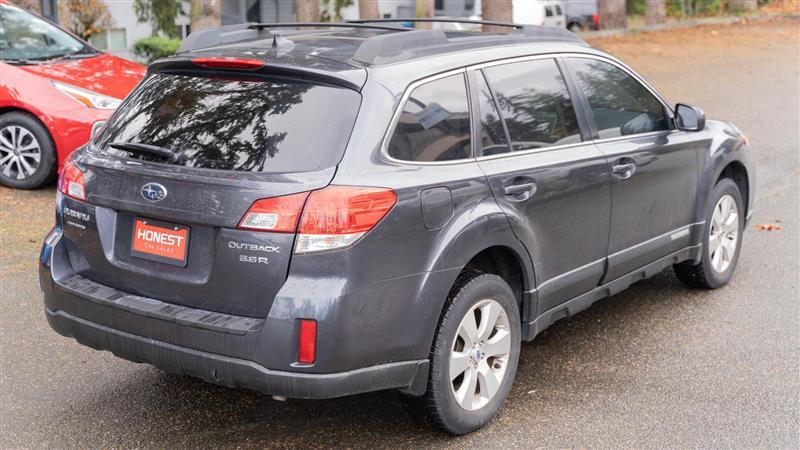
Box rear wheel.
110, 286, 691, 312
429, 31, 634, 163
406, 273, 521, 435
568, 22, 583, 33
674, 178, 744, 288
0, 112, 57, 189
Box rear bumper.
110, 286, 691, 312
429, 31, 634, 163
45, 306, 428, 399
40, 226, 434, 399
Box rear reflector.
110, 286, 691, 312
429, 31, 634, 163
295, 186, 397, 254
58, 157, 85, 201
298, 319, 317, 364
191, 57, 265, 70
238, 192, 309, 232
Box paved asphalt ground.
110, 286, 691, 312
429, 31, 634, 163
1, 19, 798, 448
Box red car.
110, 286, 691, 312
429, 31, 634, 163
0, 1, 145, 189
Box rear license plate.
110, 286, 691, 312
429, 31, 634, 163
131, 218, 190, 266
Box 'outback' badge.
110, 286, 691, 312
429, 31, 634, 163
141, 183, 167, 202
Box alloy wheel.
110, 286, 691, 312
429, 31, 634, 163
708, 194, 739, 274
449, 298, 511, 411
0, 125, 42, 180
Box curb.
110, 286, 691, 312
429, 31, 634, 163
578, 13, 779, 39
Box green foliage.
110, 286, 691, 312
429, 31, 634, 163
133, 0, 184, 38
666, 0, 729, 17
320, 0, 354, 22
132, 36, 181, 63
627, 0, 646, 16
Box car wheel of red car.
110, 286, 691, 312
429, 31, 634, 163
0, 112, 57, 189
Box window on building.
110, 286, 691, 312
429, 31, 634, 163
89, 28, 126, 51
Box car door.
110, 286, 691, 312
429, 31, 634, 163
471, 57, 612, 316
564, 56, 699, 283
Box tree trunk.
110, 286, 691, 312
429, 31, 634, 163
728, 0, 758, 12
190, 0, 221, 32
415, 0, 435, 28
11, 0, 40, 13
482, 0, 513, 34
645, 0, 665, 25
295, 0, 320, 22
358, 0, 380, 20
598, 0, 627, 30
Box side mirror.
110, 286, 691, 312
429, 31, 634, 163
675, 103, 706, 131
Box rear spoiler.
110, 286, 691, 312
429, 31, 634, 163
147, 57, 367, 91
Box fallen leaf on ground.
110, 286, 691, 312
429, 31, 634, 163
755, 223, 782, 231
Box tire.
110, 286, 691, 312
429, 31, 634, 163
406, 273, 521, 435
568, 22, 583, 33
0, 112, 57, 189
674, 178, 745, 289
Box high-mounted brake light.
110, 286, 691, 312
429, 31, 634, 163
58, 157, 86, 201
238, 192, 309, 232
295, 186, 397, 254
191, 57, 265, 70
297, 319, 317, 365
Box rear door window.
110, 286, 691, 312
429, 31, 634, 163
567, 58, 670, 138
483, 59, 582, 152
476, 71, 509, 156
387, 73, 472, 162
95, 73, 361, 173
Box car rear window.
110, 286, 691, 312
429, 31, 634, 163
94, 73, 361, 173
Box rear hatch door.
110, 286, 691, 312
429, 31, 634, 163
61, 68, 362, 317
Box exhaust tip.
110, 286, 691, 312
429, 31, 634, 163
272, 395, 288, 402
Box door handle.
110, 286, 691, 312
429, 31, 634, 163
611, 160, 637, 180
503, 182, 537, 201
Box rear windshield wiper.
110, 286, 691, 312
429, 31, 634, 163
110, 142, 179, 161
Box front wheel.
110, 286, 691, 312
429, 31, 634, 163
407, 273, 521, 435
0, 112, 57, 189
674, 178, 745, 288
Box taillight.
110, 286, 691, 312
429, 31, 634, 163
191, 57, 265, 70
295, 186, 397, 254
592, 13, 599, 26
297, 319, 317, 365
58, 157, 86, 201
238, 192, 309, 232
238, 186, 396, 253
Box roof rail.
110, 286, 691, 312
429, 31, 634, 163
347, 18, 524, 30
250, 22, 412, 32
176, 23, 273, 54
177, 22, 411, 54
352, 29, 449, 65
347, 18, 585, 44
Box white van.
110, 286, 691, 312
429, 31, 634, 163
512, 0, 567, 27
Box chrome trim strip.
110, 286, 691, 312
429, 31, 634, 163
607, 222, 703, 259
536, 257, 606, 289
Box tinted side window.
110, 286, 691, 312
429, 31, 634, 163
483, 59, 582, 151
545, 6, 554, 16
387, 74, 471, 162
476, 72, 509, 156
568, 58, 670, 138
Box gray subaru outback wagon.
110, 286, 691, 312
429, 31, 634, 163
40, 19, 754, 434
